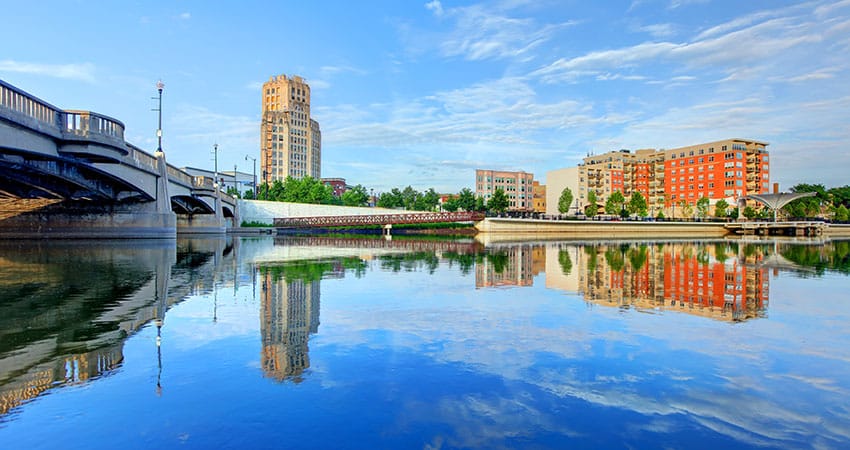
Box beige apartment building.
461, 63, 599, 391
547, 138, 769, 217
260, 74, 322, 184
475, 169, 535, 212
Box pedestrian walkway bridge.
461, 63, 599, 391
274, 211, 484, 228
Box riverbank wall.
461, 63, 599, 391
475, 218, 731, 238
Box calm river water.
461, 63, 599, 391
1, 236, 849, 449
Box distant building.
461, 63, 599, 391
475, 169, 534, 212
181, 167, 254, 196
546, 138, 769, 217
531, 181, 546, 213
321, 178, 348, 197
545, 167, 580, 216
260, 74, 321, 184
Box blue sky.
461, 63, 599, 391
2, 0, 848, 193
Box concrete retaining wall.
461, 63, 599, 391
827, 224, 850, 237
238, 200, 412, 225
476, 218, 730, 238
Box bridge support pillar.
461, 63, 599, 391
176, 188, 226, 234
382, 224, 392, 236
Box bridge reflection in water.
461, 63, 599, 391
2, 235, 846, 416
0, 237, 233, 417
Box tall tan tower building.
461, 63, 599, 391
260, 74, 321, 184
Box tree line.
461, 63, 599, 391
555, 182, 850, 221
234, 178, 513, 213
235, 176, 370, 207
782, 183, 850, 221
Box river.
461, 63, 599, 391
1, 236, 848, 449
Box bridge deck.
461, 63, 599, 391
274, 211, 484, 228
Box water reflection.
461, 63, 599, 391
259, 269, 321, 382
0, 238, 234, 417
2, 235, 849, 448
547, 241, 770, 322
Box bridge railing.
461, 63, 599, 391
125, 143, 159, 172
62, 110, 125, 141
0, 79, 62, 127
275, 211, 485, 228
165, 165, 195, 187
192, 176, 215, 190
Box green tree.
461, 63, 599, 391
474, 196, 487, 212
414, 188, 440, 211
586, 191, 598, 217
378, 188, 404, 208
605, 191, 625, 216
728, 207, 739, 219
401, 186, 420, 210
784, 183, 827, 218
488, 188, 510, 213
442, 196, 459, 212
457, 188, 476, 212
714, 199, 729, 218
835, 204, 850, 222
743, 205, 758, 219
696, 196, 710, 219
243, 189, 255, 200
628, 192, 648, 217
828, 185, 850, 209
558, 187, 574, 215
268, 180, 285, 201
341, 184, 369, 206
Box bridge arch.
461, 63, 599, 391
739, 192, 817, 221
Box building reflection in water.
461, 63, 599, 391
545, 241, 770, 322
475, 245, 545, 288
258, 259, 350, 382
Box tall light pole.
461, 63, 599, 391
153, 80, 164, 153
212, 143, 219, 190
245, 154, 256, 196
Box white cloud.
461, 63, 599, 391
534, 15, 824, 84
421, 3, 577, 61
179, 12, 191, 20
669, 0, 709, 9
0, 60, 96, 83
633, 23, 677, 38
425, 0, 444, 17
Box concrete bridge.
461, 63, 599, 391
0, 79, 237, 238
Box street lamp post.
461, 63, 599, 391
153, 80, 164, 153
245, 155, 257, 196
212, 143, 219, 190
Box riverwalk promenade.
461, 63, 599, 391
474, 217, 850, 239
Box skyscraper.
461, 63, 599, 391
260, 74, 321, 184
